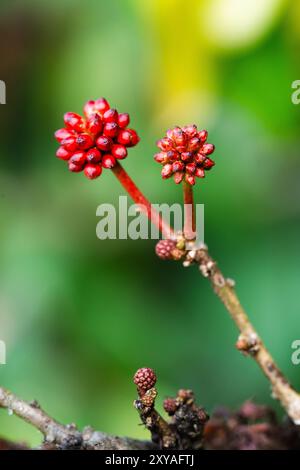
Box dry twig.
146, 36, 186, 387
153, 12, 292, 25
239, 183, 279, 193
181, 244, 300, 425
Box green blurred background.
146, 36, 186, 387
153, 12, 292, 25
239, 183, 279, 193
0, 0, 299, 446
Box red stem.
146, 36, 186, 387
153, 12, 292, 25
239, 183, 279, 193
183, 181, 196, 240
112, 161, 174, 238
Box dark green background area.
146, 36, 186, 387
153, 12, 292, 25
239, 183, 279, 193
0, 0, 299, 445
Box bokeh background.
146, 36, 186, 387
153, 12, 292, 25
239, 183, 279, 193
0, 0, 300, 446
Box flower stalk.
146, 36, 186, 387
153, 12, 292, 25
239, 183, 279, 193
182, 245, 300, 424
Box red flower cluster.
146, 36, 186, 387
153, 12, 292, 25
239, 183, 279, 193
154, 125, 215, 185
54, 98, 139, 179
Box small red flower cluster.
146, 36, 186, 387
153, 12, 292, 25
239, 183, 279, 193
133, 367, 157, 393
54, 98, 139, 179
154, 125, 215, 185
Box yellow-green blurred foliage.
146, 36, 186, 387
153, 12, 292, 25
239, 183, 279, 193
0, 0, 299, 446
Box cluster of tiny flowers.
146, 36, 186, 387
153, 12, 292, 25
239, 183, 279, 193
155, 239, 177, 260
154, 125, 215, 185
133, 367, 157, 393
163, 398, 178, 415
54, 98, 139, 179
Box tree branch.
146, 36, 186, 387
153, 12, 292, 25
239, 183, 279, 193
183, 245, 300, 424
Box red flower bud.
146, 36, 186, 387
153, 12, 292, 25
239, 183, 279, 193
186, 162, 196, 174
174, 171, 184, 184
94, 98, 110, 115
133, 367, 157, 392
155, 239, 177, 260
70, 151, 86, 166
161, 163, 173, 179
198, 129, 208, 142
183, 125, 198, 137
202, 143, 215, 155
163, 398, 178, 415
55, 98, 140, 180
172, 128, 186, 148
185, 174, 195, 185
166, 150, 179, 162
64, 112, 85, 132
194, 152, 206, 164
166, 127, 180, 140
154, 125, 215, 185
61, 136, 78, 152
156, 137, 173, 152
96, 135, 112, 151
56, 146, 72, 160
172, 161, 185, 172
54, 128, 74, 143
117, 129, 139, 147
103, 122, 119, 138
103, 108, 118, 123
203, 157, 215, 169
154, 152, 167, 163
181, 152, 193, 162
83, 100, 96, 117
